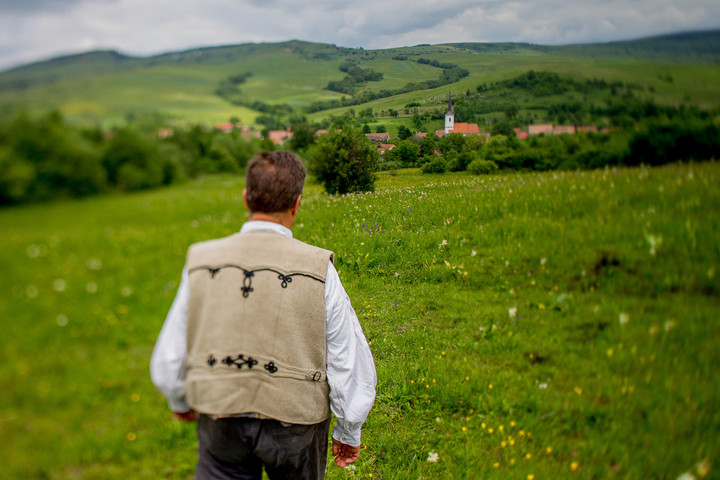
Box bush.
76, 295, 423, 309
308, 128, 379, 194
422, 157, 447, 174
102, 128, 163, 191
385, 140, 420, 168
468, 158, 498, 175
448, 151, 475, 172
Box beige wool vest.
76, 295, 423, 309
184, 231, 333, 424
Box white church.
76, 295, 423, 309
435, 92, 481, 137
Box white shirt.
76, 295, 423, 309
150, 220, 377, 446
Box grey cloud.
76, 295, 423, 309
0, 0, 718, 71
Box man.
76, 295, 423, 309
151, 151, 377, 479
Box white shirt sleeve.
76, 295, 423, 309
149, 252, 378, 445
150, 268, 191, 413
325, 260, 377, 447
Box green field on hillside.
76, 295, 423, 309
1, 34, 719, 128
0, 163, 718, 479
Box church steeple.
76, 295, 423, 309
444, 90, 455, 134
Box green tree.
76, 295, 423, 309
397, 125, 412, 140
308, 128, 379, 194
289, 122, 317, 152
385, 140, 420, 168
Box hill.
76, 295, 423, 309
0, 30, 719, 128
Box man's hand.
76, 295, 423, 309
172, 409, 198, 422
332, 438, 360, 467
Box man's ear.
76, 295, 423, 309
292, 194, 302, 216
242, 189, 250, 210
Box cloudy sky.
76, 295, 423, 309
1, 0, 719, 71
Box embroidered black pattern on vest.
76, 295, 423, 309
206, 354, 280, 375
221, 354, 258, 369
264, 361, 278, 374
189, 264, 325, 298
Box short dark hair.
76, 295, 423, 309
245, 151, 306, 213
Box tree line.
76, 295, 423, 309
0, 111, 268, 205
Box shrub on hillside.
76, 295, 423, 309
468, 158, 498, 175
422, 157, 447, 174
308, 128, 379, 194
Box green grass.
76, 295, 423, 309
1, 163, 719, 478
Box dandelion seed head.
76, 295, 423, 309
56, 314, 68, 327
53, 279, 66, 292
86, 259, 102, 270
86, 282, 98, 293
427, 451, 439, 463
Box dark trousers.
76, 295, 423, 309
195, 414, 331, 480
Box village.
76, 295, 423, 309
212, 93, 604, 157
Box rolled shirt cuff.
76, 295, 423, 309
332, 420, 363, 447
167, 396, 190, 414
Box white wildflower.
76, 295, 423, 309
540, 257, 547, 266
619, 312, 630, 326
471, 250, 477, 257
56, 314, 68, 327
121, 286, 133, 297
677, 472, 696, 480
538, 382, 548, 390
645, 232, 663, 256
427, 451, 439, 463
508, 307, 518, 319
86, 258, 102, 270
53, 279, 66, 292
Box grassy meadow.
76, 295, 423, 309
1, 162, 718, 479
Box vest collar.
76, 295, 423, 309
240, 220, 293, 238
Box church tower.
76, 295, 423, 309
444, 91, 454, 134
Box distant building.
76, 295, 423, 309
576, 125, 599, 133
365, 132, 390, 143
267, 128, 293, 145
528, 124, 554, 135
435, 91, 481, 137
553, 125, 576, 135
378, 144, 395, 155
527, 124, 602, 136
514, 128, 528, 140
215, 122, 235, 133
